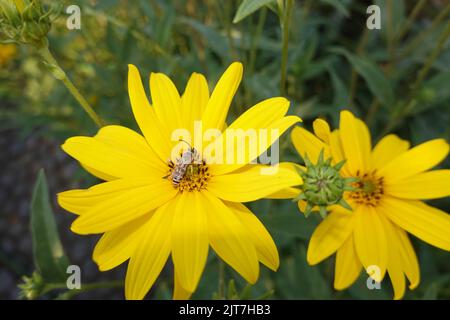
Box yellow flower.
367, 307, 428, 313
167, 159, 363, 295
291, 110, 450, 299
58, 62, 302, 300
0, 43, 17, 66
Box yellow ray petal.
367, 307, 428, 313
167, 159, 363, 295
81, 164, 116, 182
206, 98, 298, 175
181, 72, 209, 132
379, 214, 412, 299
385, 170, 450, 200
353, 206, 388, 282
334, 235, 362, 290
207, 165, 302, 203
203, 191, 259, 284
371, 134, 410, 170
313, 118, 331, 143
202, 62, 243, 131
150, 72, 183, 134
173, 271, 193, 300
128, 64, 172, 161
62, 136, 160, 180
307, 209, 354, 265
291, 126, 328, 163
70, 179, 177, 234
172, 192, 209, 292
266, 187, 300, 199
227, 202, 279, 271
125, 200, 175, 300
95, 125, 166, 173
329, 130, 351, 176
380, 197, 450, 251
378, 139, 449, 184
93, 213, 152, 271
387, 258, 406, 300
339, 110, 371, 174
391, 224, 420, 289
58, 178, 155, 215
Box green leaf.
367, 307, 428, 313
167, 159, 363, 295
31, 169, 70, 282
319, 0, 350, 17
233, 0, 275, 23
329, 47, 395, 108
260, 210, 318, 240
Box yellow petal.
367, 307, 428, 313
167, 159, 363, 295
378, 139, 449, 184
329, 129, 351, 176
207, 97, 298, 175
125, 199, 175, 300
58, 178, 155, 215
172, 192, 209, 292
62, 136, 159, 180
81, 164, 116, 182
379, 214, 411, 299
387, 258, 406, 300
173, 271, 193, 300
181, 72, 210, 132
203, 191, 259, 284
208, 165, 302, 202
266, 187, 300, 199
93, 213, 152, 271
371, 134, 410, 170
227, 202, 279, 271
202, 62, 243, 131
380, 197, 450, 251
339, 110, 371, 174
150, 72, 183, 134
128, 64, 172, 161
353, 206, 388, 282
70, 178, 177, 234
385, 170, 450, 200
291, 126, 328, 163
391, 224, 420, 289
313, 118, 331, 143
334, 235, 362, 290
95, 125, 166, 173
307, 209, 354, 265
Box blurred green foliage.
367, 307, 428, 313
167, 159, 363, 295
1, 0, 450, 299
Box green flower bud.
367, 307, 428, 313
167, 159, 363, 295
294, 150, 355, 218
0, 0, 62, 48
18, 272, 45, 300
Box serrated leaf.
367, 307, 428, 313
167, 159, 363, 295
31, 169, 70, 282
233, 0, 275, 23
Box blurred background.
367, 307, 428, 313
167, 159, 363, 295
0, 0, 449, 299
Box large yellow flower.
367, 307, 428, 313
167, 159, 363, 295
58, 62, 302, 300
291, 110, 450, 299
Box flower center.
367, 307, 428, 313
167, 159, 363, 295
165, 150, 210, 192
347, 170, 384, 206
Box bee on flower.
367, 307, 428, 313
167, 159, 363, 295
58, 62, 302, 300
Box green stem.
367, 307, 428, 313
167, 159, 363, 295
382, 21, 450, 135
280, 0, 294, 96
248, 7, 267, 76
45, 281, 124, 300
218, 260, 225, 299
38, 43, 104, 128
349, 28, 369, 106
395, 0, 427, 42
398, 3, 450, 61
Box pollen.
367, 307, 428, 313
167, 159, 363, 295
347, 170, 384, 206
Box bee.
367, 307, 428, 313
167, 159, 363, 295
167, 140, 200, 187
